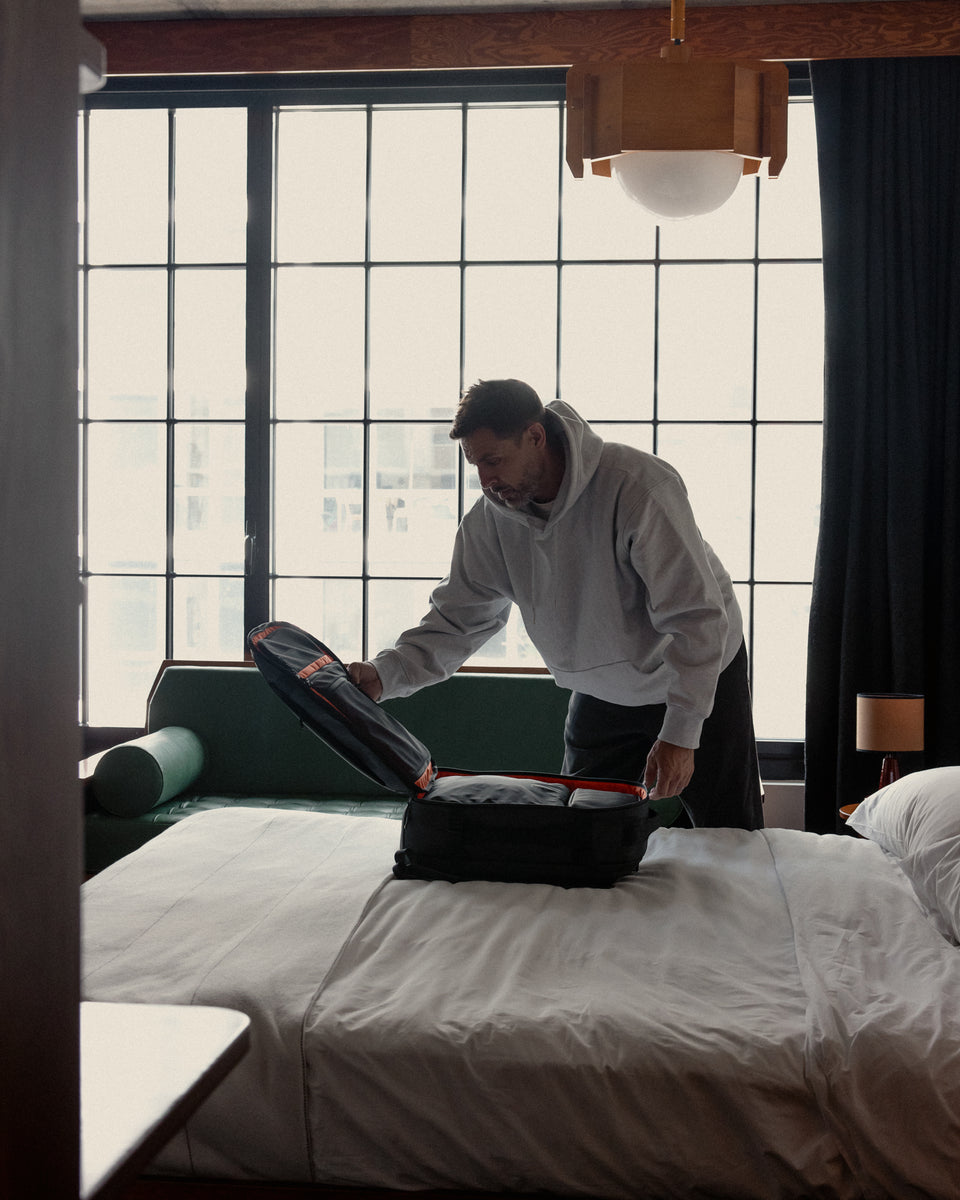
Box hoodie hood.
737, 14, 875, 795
481, 400, 604, 527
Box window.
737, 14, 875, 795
79, 70, 822, 758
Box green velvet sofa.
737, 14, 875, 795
83, 662, 575, 874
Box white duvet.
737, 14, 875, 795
82, 807, 960, 1199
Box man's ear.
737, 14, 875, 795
526, 421, 547, 448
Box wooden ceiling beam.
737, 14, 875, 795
85, 1, 960, 76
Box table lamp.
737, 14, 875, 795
856, 693, 924, 791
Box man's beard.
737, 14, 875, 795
484, 468, 542, 509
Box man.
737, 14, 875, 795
349, 379, 762, 829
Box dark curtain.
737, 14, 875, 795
805, 57, 960, 832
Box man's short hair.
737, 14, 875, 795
449, 379, 546, 442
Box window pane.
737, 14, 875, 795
174, 269, 246, 419
77, 273, 85, 417
561, 152, 657, 261
173, 576, 244, 659
174, 108, 247, 264
77, 115, 87, 266
754, 424, 822, 583
758, 102, 822, 259
657, 264, 755, 421
655, 424, 752, 581
370, 107, 462, 262
86, 575, 165, 726
756, 263, 824, 421
368, 423, 458, 577
87, 269, 167, 419
751, 584, 811, 740
465, 106, 559, 261
275, 109, 367, 263
468, 606, 544, 669
463, 266, 557, 399
659, 174, 757, 261
87, 109, 168, 265
368, 267, 461, 419
274, 267, 365, 419
87, 423, 166, 573
560, 265, 655, 419
594, 423, 654, 453
367, 578, 442, 655
273, 577, 363, 658
274, 423, 363, 575
465, 464, 484, 504
174, 423, 245, 575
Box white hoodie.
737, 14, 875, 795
372, 401, 742, 749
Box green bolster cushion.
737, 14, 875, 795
92, 726, 205, 817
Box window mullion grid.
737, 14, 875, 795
651, 224, 662, 455
165, 106, 176, 661
456, 100, 468, 522
747, 175, 762, 684
554, 99, 564, 401
243, 100, 275, 645
361, 104, 374, 659
79, 80, 817, 752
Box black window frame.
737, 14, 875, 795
80, 65, 814, 779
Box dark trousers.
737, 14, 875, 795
561, 640, 763, 830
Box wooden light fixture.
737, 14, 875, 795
566, 0, 788, 219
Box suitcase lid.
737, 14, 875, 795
247, 621, 435, 794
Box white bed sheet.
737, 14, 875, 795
82, 807, 960, 1199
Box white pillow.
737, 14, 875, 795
849, 767, 960, 943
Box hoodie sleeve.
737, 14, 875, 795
624, 475, 731, 748
371, 511, 514, 700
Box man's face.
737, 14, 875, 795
460, 425, 547, 509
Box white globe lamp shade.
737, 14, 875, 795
610, 149, 745, 219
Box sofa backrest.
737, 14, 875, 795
147, 664, 571, 797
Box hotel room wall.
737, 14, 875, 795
0, 2, 82, 1195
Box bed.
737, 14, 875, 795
81, 767, 960, 1200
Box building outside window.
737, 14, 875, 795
79, 69, 822, 766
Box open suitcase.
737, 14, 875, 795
247, 621, 659, 888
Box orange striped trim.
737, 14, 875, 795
249, 624, 283, 646
297, 654, 334, 678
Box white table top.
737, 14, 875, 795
81, 1001, 250, 1200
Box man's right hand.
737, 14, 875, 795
347, 660, 383, 702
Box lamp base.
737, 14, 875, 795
878, 754, 901, 791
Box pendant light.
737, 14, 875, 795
566, 0, 788, 220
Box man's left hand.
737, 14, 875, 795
644, 740, 695, 800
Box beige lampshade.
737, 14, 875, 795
856, 693, 925, 753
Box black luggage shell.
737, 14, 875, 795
247, 620, 657, 887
